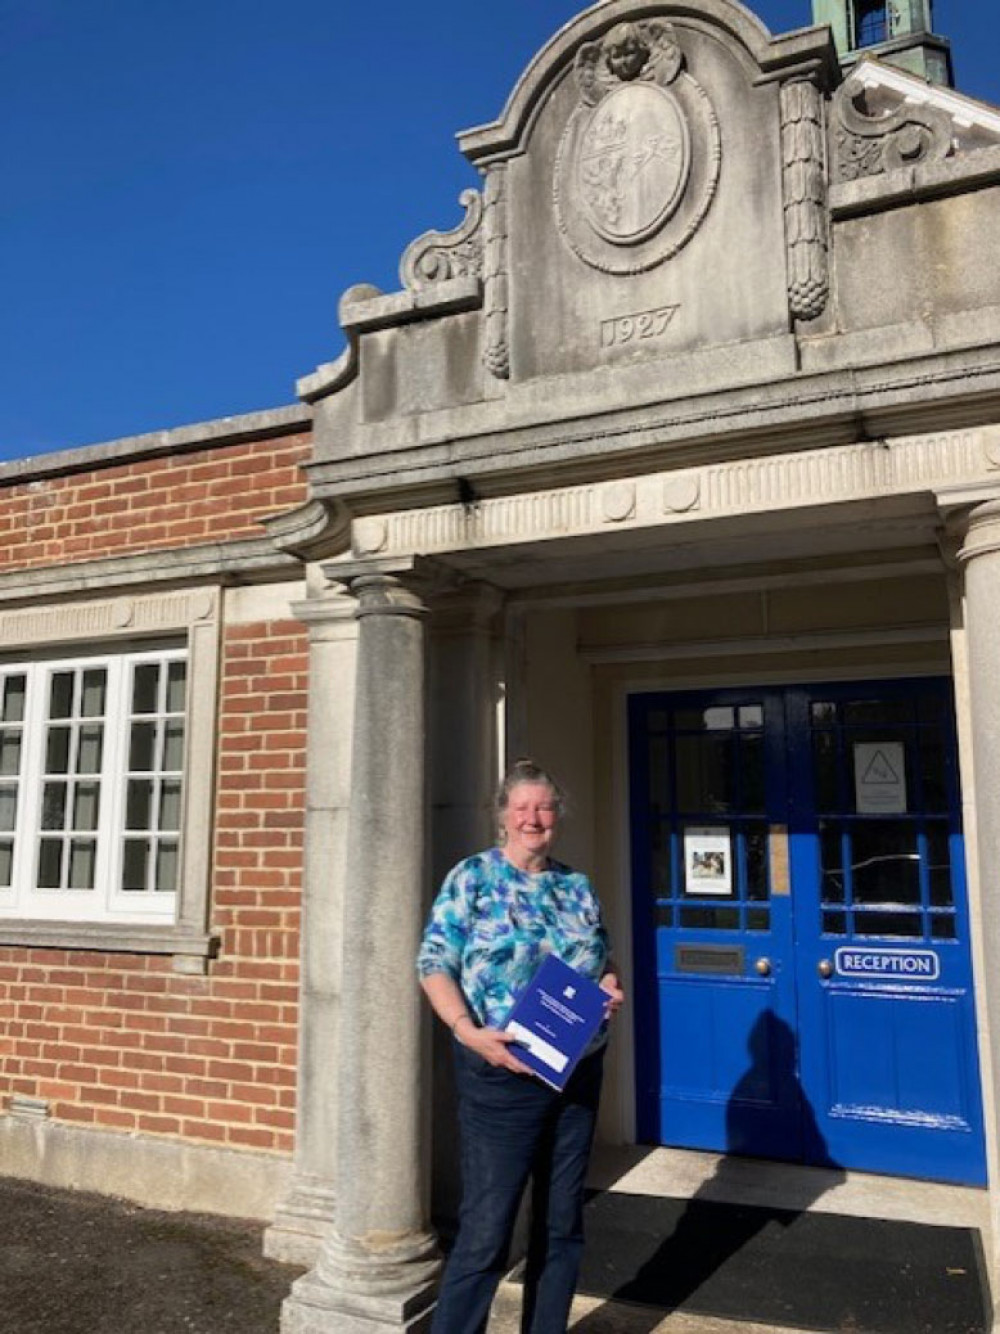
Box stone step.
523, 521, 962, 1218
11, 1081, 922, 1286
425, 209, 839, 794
489, 1283, 813, 1334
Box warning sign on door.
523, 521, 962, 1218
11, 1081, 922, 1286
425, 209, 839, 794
854, 741, 907, 814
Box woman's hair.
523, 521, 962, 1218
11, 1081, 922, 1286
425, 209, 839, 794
495, 757, 566, 822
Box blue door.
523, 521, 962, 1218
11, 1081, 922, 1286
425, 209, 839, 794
629, 679, 986, 1185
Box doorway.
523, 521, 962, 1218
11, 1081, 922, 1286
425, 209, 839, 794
628, 678, 985, 1184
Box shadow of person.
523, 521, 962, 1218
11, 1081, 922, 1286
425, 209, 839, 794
569, 1009, 845, 1334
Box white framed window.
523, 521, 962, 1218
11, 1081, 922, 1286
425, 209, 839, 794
0, 647, 187, 923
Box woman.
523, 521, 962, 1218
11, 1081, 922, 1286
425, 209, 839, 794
417, 758, 625, 1334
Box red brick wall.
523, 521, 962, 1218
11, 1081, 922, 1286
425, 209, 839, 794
0, 432, 310, 572
0, 426, 313, 1156
0, 620, 308, 1152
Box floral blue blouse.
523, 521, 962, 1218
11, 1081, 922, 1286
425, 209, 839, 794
417, 847, 610, 1032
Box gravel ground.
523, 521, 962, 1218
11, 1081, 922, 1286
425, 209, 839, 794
0, 1175, 307, 1334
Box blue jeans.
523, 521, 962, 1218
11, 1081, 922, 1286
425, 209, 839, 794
431, 1042, 605, 1334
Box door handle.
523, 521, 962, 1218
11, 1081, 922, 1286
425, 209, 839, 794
755, 957, 772, 977
818, 959, 833, 979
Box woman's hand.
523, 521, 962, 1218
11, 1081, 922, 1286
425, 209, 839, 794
458, 1020, 532, 1073
600, 971, 625, 1018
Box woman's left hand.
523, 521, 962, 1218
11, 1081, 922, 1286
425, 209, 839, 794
600, 971, 625, 1018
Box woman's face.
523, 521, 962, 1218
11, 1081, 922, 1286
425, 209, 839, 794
501, 781, 560, 868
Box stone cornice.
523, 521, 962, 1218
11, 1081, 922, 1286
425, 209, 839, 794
0, 536, 301, 606
305, 344, 1000, 508
341, 425, 999, 564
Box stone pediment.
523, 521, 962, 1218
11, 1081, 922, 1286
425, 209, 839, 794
299, 3, 1000, 516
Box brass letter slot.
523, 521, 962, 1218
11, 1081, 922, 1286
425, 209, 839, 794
675, 945, 745, 976
770, 824, 790, 897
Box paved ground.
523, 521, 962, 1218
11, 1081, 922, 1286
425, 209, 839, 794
0, 1175, 306, 1334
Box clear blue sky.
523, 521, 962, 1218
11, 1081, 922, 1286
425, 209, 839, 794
1, 0, 997, 462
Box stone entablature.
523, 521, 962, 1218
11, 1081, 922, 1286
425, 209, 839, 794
340, 426, 999, 563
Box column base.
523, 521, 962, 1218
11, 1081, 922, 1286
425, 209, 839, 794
281, 1226, 441, 1334
264, 1175, 338, 1266
281, 1270, 437, 1334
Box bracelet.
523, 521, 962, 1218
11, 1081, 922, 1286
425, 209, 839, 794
450, 1012, 471, 1035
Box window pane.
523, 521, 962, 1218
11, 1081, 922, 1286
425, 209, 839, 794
675, 707, 734, 731
823, 911, 848, 936
918, 694, 946, 723
679, 906, 740, 930
156, 841, 178, 893
855, 910, 922, 938
49, 672, 74, 720
76, 724, 104, 775
122, 839, 149, 892
0, 841, 11, 888
851, 822, 920, 906
126, 779, 153, 830
37, 839, 63, 888
73, 783, 100, 832
812, 732, 839, 811
132, 663, 160, 715
648, 736, 671, 815
741, 734, 765, 813
80, 669, 107, 718
739, 705, 763, 730
162, 720, 185, 772
856, 0, 887, 46
68, 839, 96, 889
746, 908, 770, 932
811, 702, 837, 724
45, 726, 71, 774
650, 826, 673, 898
0, 786, 16, 832
2, 676, 26, 723
129, 722, 156, 772
820, 822, 845, 903
0, 730, 21, 777
41, 782, 67, 831
927, 825, 954, 908
931, 916, 957, 941
745, 825, 769, 901
166, 661, 187, 713
919, 729, 948, 813
159, 779, 182, 833
676, 734, 735, 813
844, 698, 913, 726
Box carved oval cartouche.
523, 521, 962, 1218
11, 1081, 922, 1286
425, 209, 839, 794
577, 83, 690, 246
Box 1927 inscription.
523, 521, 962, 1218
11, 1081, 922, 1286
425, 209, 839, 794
601, 304, 679, 348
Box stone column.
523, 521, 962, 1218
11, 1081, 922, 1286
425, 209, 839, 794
265, 587, 359, 1265
282, 571, 439, 1334
958, 498, 1000, 1288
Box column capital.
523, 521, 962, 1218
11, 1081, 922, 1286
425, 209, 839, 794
349, 572, 429, 620
957, 499, 1000, 566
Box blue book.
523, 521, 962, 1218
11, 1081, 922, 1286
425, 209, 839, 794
503, 954, 607, 1090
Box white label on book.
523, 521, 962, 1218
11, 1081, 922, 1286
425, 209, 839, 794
507, 1020, 570, 1074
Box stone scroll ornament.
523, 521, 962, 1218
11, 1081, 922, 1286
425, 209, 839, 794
554, 20, 721, 274
781, 79, 830, 322
399, 189, 484, 291
832, 82, 954, 183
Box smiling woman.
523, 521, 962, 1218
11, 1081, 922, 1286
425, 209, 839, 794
417, 757, 624, 1334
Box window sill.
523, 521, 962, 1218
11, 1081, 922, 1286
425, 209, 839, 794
0, 920, 219, 972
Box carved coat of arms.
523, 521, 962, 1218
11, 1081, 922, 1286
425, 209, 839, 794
554, 21, 720, 274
